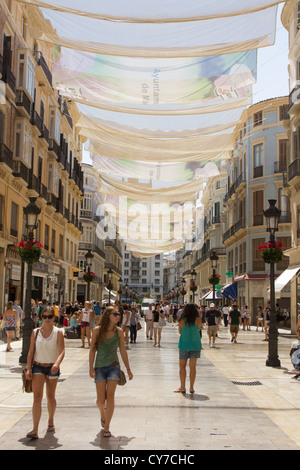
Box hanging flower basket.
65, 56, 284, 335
258, 241, 283, 264
83, 271, 96, 283
117, 289, 123, 295
180, 289, 187, 296
208, 273, 221, 286
190, 284, 198, 293
15, 240, 43, 266
106, 281, 114, 291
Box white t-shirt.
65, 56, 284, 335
144, 308, 153, 320
34, 327, 59, 364
222, 307, 229, 315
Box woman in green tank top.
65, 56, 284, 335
174, 304, 202, 394
89, 306, 133, 438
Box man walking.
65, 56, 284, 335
144, 303, 153, 339
229, 304, 242, 343
206, 303, 221, 348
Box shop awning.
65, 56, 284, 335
221, 283, 238, 302
273, 266, 300, 294
201, 290, 223, 301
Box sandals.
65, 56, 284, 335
47, 425, 55, 432
103, 430, 111, 438
173, 388, 186, 394
26, 431, 39, 440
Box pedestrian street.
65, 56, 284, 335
0, 321, 299, 451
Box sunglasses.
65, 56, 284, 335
42, 314, 54, 320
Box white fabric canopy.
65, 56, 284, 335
18, 0, 283, 22
21, 0, 282, 256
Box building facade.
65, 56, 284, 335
282, 0, 300, 332
77, 163, 105, 303
0, 0, 83, 311
122, 249, 164, 302
223, 97, 291, 322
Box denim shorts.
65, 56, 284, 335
179, 350, 201, 360
32, 363, 60, 379
94, 364, 120, 383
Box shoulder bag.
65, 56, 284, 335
22, 329, 40, 393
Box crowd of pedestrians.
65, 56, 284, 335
0, 296, 295, 441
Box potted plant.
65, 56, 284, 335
15, 240, 43, 266
190, 283, 198, 293
208, 273, 221, 286
117, 288, 123, 295
258, 241, 283, 264
83, 271, 96, 283
180, 289, 187, 296
106, 281, 114, 291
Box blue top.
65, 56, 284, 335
94, 305, 102, 316
178, 319, 202, 352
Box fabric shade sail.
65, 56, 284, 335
18, 0, 282, 255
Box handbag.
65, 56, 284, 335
22, 329, 39, 393
137, 322, 142, 331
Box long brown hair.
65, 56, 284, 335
95, 306, 118, 349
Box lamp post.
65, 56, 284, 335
85, 249, 94, 302
181, 277, 186, 304
118, 277, 122, 301
190, 269, 197, 303
19, 198, 41, 364
264, 199, 281, 368
210, 251, 219, 305
107, 268, 113, 305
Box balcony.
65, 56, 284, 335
31, 110, 44, 135
12, 160, 30, 184
274, 160, 287, 174
223, 218, 246, 243
0, 142, 13, 170
289, 84, 300, 115
33, 51, 52, 87
49, 138, 61, 159
15, 89, 32, 117
224, 172, 246, 204
0, 55, 16, 97
253, 165, 263, 179
288, 158, 300, 182
253, 213, 264, 226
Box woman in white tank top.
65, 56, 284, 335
25, 306, 65, 440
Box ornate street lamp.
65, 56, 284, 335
264, 199, 281, 368
210, 250, 219, 304
107, 267, 113, 305
190, 269, 197, 303
85, 249, 94, 301
19, 198, 41, 364
181, 277, 186, 304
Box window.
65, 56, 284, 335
47, 162, 60, 196
253, 143, 263, 178
155, 270, 160, 276
124, 261, 129, 267
252, 238, 265, 271
0, 195, 3, 230
82, 225, 93, 243
59, 234, 63, 258
142, 270, 147, 275
278, 139, 288, 172
14, 119, 32, 167
81, 194, 92, 211
155, 279, 160, 284
142, 262, 147, 267
44, 224, 49, 250
51, 229, 56, 254
279, 105, 289, 121
10, 202, 18, 237
142, 279, 147, 284
17, 50, 35, 100
253, 190, 264, 226
125, 253, 129, 259
253, 111, 263, 127
49, 107, 61, 143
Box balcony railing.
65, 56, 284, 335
253, 165, 263, 178
289, 84, 300, 111
0, 142, 13, 169
253, 213, 264, 226
15, 89, 32, 116
33, 51, 52, 86
288, 158, 300, 182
